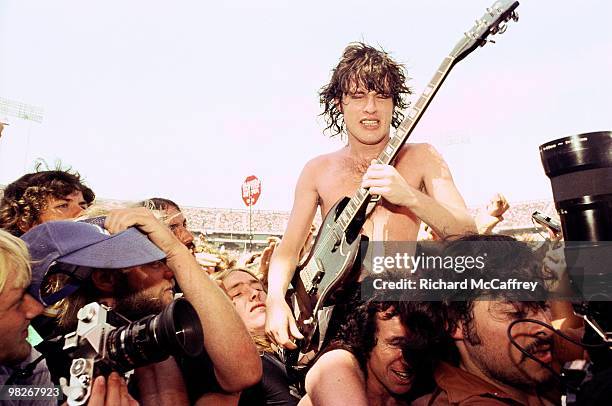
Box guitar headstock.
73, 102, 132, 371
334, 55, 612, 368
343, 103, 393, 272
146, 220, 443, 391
451, 0, 519, 62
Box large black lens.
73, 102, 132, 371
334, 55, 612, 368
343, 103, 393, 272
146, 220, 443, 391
540, 131, 612, 370
540, 131, 612, 301
106, 298, 203, 371
539, 131, 612, 241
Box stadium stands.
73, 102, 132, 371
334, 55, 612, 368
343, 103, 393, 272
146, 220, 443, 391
0, 185, 559, 244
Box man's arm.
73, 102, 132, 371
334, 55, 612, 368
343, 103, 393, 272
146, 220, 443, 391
303, 349, 369, 406
362, 144, 476, 237
266, 160, 319, 349
475, 193, 510, 234
134, 357, 189, 406
105, 209, 262, 393
543, 244, 586, 363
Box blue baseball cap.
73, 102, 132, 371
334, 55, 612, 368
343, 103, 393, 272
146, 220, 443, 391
21, 218, 166, 306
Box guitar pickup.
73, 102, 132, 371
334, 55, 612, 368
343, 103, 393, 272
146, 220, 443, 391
307, 259, 326, 295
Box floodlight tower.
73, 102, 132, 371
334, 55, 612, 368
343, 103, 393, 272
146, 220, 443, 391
0, 96, 44, 130
0, 97, 44, 172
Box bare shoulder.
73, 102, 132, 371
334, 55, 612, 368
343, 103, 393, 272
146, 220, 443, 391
305, 348, 365, 394
308, 349, 362, 375
396, 143, 441, 163
304, 348, 369, 405
398, 142, 449, 172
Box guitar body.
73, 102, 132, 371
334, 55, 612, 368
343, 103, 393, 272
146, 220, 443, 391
290, 196, 366, 352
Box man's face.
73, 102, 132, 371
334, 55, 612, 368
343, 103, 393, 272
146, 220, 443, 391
120, 261, 175, 318
38, 190, 88, 225
163, 207, 195, 251
222, 271, 266, 334
0, 269, 44, 366
366, 311, 414, 398
460, 301, 554, 388
340, 83, 394, 146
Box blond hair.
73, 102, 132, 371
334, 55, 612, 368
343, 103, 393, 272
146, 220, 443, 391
0, 229, 31, 294
212, 268, 274, 354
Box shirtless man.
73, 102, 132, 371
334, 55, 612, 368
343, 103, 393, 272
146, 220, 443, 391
266, 42, 475, 349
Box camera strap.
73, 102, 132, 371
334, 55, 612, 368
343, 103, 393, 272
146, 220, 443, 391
4, 353, 45, 385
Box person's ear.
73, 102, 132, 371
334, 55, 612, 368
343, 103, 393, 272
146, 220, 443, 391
451, 320, 465, 340
335, 97, 343, 113
91, 269, 118, 294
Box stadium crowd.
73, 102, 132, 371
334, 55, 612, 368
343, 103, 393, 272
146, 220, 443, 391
0, 41, 590, 406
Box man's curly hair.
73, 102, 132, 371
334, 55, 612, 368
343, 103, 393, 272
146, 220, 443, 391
441, 234, 553, 347
0, 164, 95, 236
319, 42, 412, 137
322, 287, 450, 398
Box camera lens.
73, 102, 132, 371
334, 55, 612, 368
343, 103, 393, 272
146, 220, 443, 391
540, 131, 612, 371
539, 131, 612, 241
106, 298, 203, 371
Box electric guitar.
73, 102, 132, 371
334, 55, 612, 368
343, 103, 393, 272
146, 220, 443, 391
289, 0, 520, 354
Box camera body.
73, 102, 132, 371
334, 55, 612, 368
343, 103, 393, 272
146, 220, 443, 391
531, 210, 561, 234
60, 298, 203, 406
60, 302, 126, 405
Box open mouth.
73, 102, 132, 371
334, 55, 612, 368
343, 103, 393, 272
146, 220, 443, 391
391, 369, 412, 383
360, 119, 380, 128
524, 341, 553, 364
530, 348, 552, 364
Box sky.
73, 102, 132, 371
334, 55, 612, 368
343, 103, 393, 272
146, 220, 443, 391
1, 0, 611, 211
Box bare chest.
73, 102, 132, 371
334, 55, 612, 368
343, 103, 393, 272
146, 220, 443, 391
315, 161, 422, 241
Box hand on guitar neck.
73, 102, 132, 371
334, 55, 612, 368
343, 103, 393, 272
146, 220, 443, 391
361, 159, 419, 208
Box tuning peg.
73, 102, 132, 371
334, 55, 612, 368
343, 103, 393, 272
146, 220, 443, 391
497, 22, 508, 34
512, 11, 519, 22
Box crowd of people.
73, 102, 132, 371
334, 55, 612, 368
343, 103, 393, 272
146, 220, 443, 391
157, 200, 556, 238
0, 42, 591, 406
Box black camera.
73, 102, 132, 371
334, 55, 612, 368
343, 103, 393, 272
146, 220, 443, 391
60, 298, 203, 405
540, 130, 612, 404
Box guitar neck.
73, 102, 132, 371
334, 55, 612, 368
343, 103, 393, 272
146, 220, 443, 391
336, 54, 457, 232
379, 55, 455, 165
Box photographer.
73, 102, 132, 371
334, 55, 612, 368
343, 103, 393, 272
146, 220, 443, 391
428, 235, 558, 405
0, 228, 135, 406
22, 208, 261, 405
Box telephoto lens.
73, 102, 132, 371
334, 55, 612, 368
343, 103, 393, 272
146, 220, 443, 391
540, 130, 612, 377
106, 298, 203, 371
539, 131, 612, 241
540, 131, 612, 302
